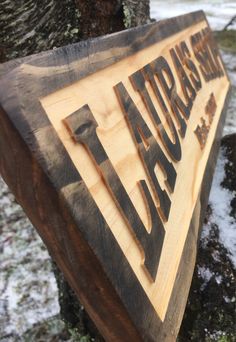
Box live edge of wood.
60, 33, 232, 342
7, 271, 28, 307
0, 11, 231, 342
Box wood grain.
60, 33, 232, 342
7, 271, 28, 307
41, 18, 230, 320
0, 10, 230, 341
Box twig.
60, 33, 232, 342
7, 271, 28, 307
223, 15, 236, 31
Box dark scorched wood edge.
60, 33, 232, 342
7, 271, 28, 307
0, 10, 231, 341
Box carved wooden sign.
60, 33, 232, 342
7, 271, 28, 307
0, 11, 231, 341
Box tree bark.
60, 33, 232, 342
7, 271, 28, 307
0, 0, 81, 62
0, 0, 150, 339
0, 0, 150, 63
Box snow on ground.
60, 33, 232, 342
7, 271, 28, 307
150, 0, 236, 31
201, 147, 236, 268
197, 266, 214, 290
222, 50, 236, 135
0, 180, 60, 339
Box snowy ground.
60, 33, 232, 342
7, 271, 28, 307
204, 148, 236, 269
150, 0, 236, 31
0, 2, 236, 341
222, 50, 236, 135
0, 183, 61, 340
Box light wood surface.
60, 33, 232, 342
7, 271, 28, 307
41, 20, 229, 320
0, 10, 230, 341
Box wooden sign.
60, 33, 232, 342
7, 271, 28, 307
0, 11, 231, 341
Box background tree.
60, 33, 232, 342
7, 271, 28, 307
0, 0, 151, 62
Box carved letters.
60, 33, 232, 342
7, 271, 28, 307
63, 27, 224, 281
194, 93, 217, 149
0, 11, 230, 340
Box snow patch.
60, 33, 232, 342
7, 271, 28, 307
0, 178, 60, 338
208, 148, 236, 268
201, 147, 236, 268
151, 0, 236, 31
198, 266, 214, 290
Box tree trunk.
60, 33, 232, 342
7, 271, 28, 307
0, 0, 150, 339
0, 0, 81, 62
0, 0, 150, 63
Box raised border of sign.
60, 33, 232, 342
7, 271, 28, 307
0, 11, 231, 341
